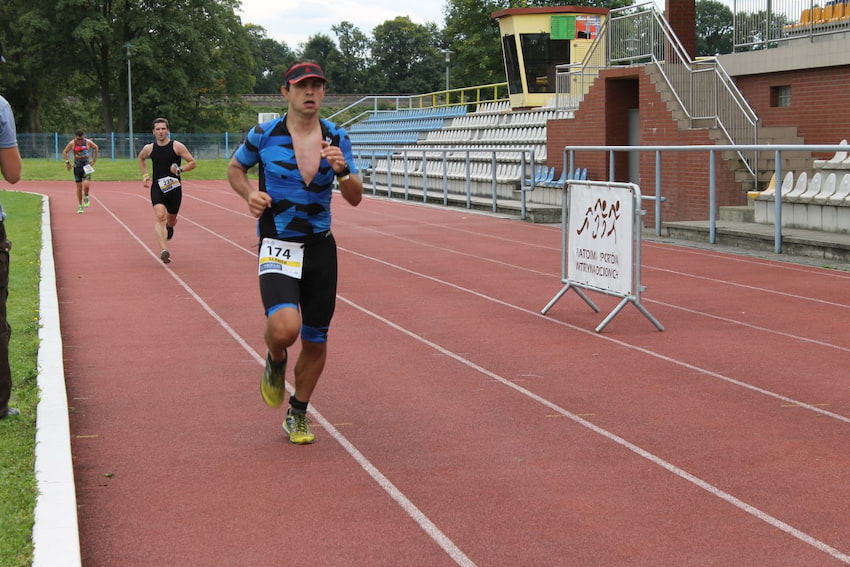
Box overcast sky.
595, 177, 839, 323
237, 1, 738, 48
237, 0, 446, 48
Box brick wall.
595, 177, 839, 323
735, 65, 850, 158
665, 1, 696, 60
548, 66, 743, 224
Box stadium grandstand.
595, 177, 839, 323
329, 0, 850, 260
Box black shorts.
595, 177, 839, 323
151, 185, 183, 215
259, 231, 337, 343
73, 164, 91, 183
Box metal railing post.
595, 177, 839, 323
422, 152, 429, 203
465, 151, 472, 209
655, 151, 662, 236
709, 150, 716, 244
491, 152, 498, 214
403, 150, 410, 200
774, 149, 783, 254
442, 151, 449, 205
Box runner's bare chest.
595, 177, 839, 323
291, 127, 323, 187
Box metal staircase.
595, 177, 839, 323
642, 64, 812, 193
556, 1, 760, 180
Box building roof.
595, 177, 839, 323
491, 6, 609, 20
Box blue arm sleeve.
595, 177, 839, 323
233, 125, 261, 169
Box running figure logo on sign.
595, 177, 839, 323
576, 199, 621, 241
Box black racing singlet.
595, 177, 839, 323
150, 140, 181, 182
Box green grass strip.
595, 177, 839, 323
21, 158, 255, 181
0, 190, 42, 567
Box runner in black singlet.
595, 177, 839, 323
137, 118, 197, 264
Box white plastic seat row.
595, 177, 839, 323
448, 115, 501, 128
754, 170, 850, 227
813, 139, 849, 168
757, 171, 850, 203
474, 127, 546, 143
789, 173, 850, 229
474, 101, 510, 114
505, 109, 559, 126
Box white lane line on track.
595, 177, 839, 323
642, 240, 850, 278
355, 198, 850, 286
117, 193, 850, 561
116, 193, 850, 353
340, 222, 850, 351
340, 246, 850, 426
143, 195, 850, 420
357, 198, 850, 279
336, 295, 850, 565
646, 265, 850, 308
646, 298, 850, 353
97, 198, 477, 567
172, 204, 850, 562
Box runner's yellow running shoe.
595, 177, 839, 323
77, 205, 84, 214
261, 352, 286, 407
283, 409, 315, 444
83, 195, 90, 208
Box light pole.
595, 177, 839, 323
441, 49, 453, 92
125, 42, 134, 158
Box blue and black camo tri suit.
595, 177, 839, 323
233, 114, 358, 343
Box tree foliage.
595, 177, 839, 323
442, 0, 507, 87
246, 24, 296, 94
371, 17, 444, 94
2, 0, 255, 132
0, 0, 735, 132
331, 22, 372, 94
696, 0, 733, 56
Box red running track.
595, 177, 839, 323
23, 179, 850, 565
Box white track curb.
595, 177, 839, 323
31, 194, 81, 566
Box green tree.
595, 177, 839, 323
300, 33, 341, 81
371, 17, 444, 94
1, 0, 97, 132
442, 0, 507, 87
733, 8, 790, 51
246, 24, 296, 93
696, 0, 733, 55
2, 0, 256, 133
128, 0, 256, 132
332, 22, 372, 94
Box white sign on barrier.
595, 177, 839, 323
567, 182, 633, 296
541, 180, 663, 333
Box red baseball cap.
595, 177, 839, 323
285, 62, 327, 85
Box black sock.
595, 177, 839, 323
267, 352, 285, 370
289, 395, 308, 414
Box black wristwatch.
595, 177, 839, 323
336, 164, 351, 181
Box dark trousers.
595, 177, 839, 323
0, 221, 11, 410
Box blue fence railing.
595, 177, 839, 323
16, 132, 248, 160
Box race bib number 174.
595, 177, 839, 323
258, 238, 304, 279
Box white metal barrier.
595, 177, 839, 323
541, 180, 664, 333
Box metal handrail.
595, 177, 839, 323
562, 143, 850, 255
350, 145, 537, 219
556, 2, 760, 178
328, 84, 510, 127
